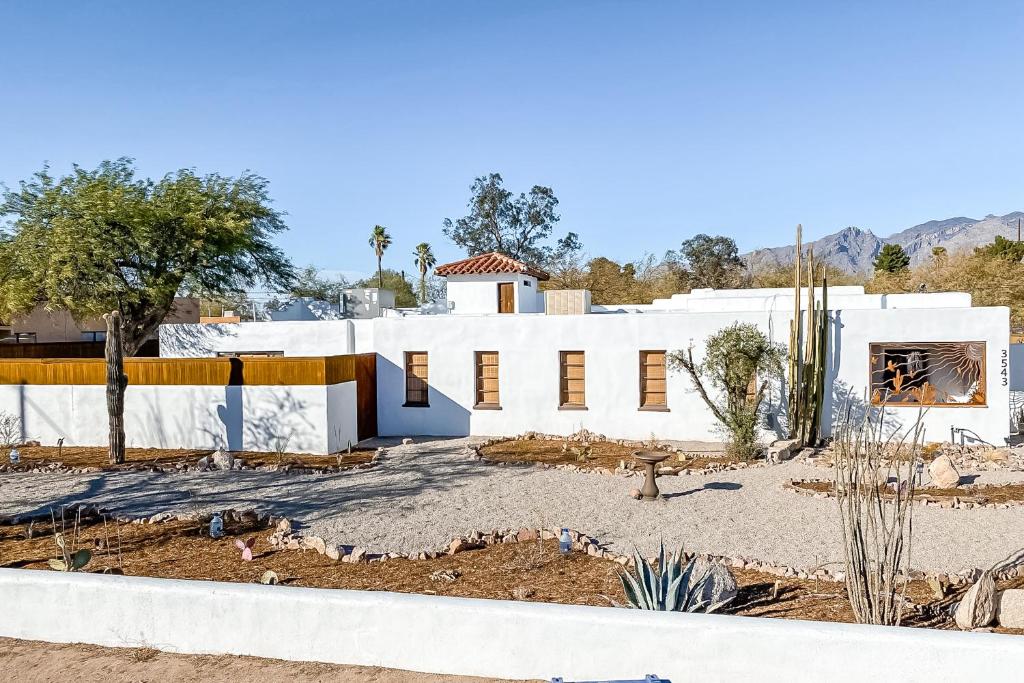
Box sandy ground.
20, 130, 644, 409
2, 437, 1024, 575
0, 637, 528, 682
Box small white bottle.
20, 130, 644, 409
209, 512, 224, 539
8, 448, 20, 465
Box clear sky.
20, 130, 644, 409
2, 1, 1022, 280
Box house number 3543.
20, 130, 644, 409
1001, 349, 1009, 386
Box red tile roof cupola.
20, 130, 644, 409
434, 251, 550, 281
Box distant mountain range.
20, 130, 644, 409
744, 212, 1024, 274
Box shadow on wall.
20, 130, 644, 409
376, 355, 470, 437
243, 388, 316, 453
159, 323, 233, 357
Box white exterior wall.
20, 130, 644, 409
373, 311, 788, 441
2, 570, 1022, 683
445, 273, 541, 314
823, 307, 1010, 445
0, 382, 358, 454
160, 320, 368, 357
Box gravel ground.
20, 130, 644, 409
2, 437, 1023, 575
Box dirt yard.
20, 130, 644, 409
2, 445, 375, 472
479, 438, 740, 472
0, 637, 528, 683
0, 514, 996, 631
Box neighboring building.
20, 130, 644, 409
161, 284, 1014, 446
1, 298, 200, 344
435, 252, 546, 314
265, 289, 396, 322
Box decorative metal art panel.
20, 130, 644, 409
869, 342, 986, 406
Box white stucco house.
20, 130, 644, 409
156, 252, 1020, 448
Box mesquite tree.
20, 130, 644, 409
0, 159, 295, 460
104, 311, 128, 464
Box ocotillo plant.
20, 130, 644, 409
787, 225, 829, 446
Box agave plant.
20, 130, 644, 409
619, 542, 732, 612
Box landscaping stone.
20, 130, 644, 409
767, 439, 800, 464
448, 538, 480, 554
348, 547, 367, 563
689, 557, 738, 609
325, 544, 341, 561
209, 449, 233, 470
276, 518, 292, 534
629, 488, 642, 500
997, 589, 1024, 628
954, 570, 997, 630
516, 528, 537, 542
928, 455, 961, 488
303, 535, 327, 555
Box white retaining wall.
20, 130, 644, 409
0, 381, 358, 454
0, 569, 1020, 682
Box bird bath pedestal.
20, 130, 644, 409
633, 450, 670, 500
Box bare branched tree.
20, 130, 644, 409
834, 401, 923, 626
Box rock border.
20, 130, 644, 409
4, 504, 1019, 591
784, 477, 1024, 510
471, 434, 769, 478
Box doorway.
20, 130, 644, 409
497, 282, 515, 313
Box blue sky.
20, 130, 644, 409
2, 1, 1022, 280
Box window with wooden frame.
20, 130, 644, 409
474, 351, 500, 409
639, 350, 668, 410
404, 351, 429, 407
559, 351, 586, 409
868, 342, 986, 406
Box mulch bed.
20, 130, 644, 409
1, 445, 375, 473
2, 515, 1015, 633
478, 439, 740, 473
789, 479, 1024, 506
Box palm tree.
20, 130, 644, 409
413, 242, 437, 304
368, 225, 392, 288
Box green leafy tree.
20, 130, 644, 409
369, 225, 392, 288
872, 243, 910, 274
0, 158, 293, 462
668, 322, 785, 460
354, 269, 418, 308
670, 234, 745, 289
976, 235, 1024, 262
264, 265, 349, 312
413, 243, 437, 304
442, 172, 581, 269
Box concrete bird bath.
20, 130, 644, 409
633, 450, 670, 500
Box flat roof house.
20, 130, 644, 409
158, 268, 1017, 447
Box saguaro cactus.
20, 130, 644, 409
787, 225, 829, 446
104, 310, 128, 465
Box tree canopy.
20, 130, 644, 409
872, 243, 910, 274
0, 158, 293, 353
669, 234, 745, 289
442, 173, 581, 269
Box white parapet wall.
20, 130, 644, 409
0, 569, 1021, 682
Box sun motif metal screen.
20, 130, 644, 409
869, 342, 986, 406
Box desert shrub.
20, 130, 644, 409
669, 323, 784, 459
834, 402, 921, 625
0, 411, 22, 449
619, 542, 735, 612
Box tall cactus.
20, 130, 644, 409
787, 226, 829, 447
104, 310, 128, 465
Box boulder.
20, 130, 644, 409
688, 557, 738, 611
211, 449, 234, 470
325, 545, 341, 561
275, 518, 292, 534
348, 547, 367, 563
302, 536, 327, 555
928, 455, 961, 488
448, 538, 481, 554
998, 589, 1024, 628
954, 570, 997, 630
767, 439, 800, 464
516, 528, 537, 543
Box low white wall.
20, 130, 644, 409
0, 382, 358, 454
0, 570, 1020, 682
159, 320, 368, 357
